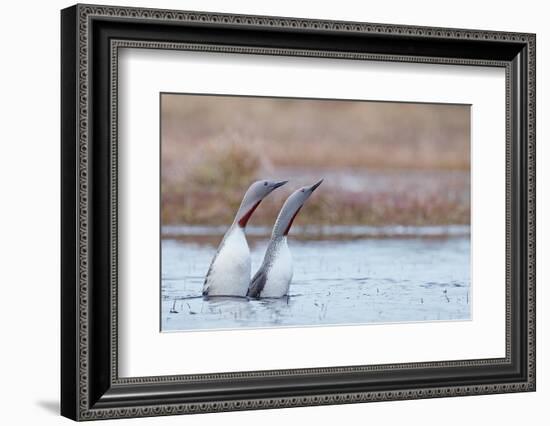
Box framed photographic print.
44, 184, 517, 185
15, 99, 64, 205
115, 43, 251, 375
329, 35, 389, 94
61, 4, 536, 421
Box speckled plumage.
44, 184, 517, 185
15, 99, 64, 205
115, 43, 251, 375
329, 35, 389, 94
248, 179, 322, 298
248, 237, 293, 298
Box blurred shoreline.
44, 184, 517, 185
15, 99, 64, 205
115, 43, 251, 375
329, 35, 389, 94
162, 224, 470, 244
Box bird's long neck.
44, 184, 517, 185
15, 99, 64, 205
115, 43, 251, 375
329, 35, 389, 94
233, 196, 261, 229
238, 200, 261, 228
272, 202, 301, 238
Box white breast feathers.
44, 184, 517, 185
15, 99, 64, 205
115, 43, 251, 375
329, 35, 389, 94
205, 227, 251, 297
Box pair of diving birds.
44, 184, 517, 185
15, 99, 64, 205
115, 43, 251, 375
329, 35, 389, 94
202, 179, 323, 299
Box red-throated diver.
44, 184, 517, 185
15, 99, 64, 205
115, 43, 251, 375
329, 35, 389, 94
247, 179, 323, 299
202, 179, 288, 297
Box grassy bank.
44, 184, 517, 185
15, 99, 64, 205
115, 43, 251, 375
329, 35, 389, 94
161, 94, 470, 227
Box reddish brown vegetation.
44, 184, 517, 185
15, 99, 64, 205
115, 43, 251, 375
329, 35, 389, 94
161, 95, 470, 226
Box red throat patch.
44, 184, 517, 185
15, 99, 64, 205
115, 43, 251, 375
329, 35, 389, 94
284, 207, 302, 236
238, 200, 261, 228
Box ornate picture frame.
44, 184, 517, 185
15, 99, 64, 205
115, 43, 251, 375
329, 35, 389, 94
61, 4, 535, 420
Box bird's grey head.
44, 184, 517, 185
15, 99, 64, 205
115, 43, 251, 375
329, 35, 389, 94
272, 179, 323, 237
235, 179, 288, 228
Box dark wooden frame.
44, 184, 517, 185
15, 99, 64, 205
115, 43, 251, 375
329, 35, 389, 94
61, 3, 536, 421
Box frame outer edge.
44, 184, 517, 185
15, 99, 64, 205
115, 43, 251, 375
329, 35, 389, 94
61, 4, 80, 422
527, 33, 535, 390
76, 2, 91, 420
66, 4, 536, 420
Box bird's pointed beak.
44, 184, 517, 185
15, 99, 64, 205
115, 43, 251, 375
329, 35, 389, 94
308, 179, 323, 192
271, 180, 288, 190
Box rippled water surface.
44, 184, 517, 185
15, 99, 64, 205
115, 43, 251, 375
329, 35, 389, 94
161, 226, 470, 332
